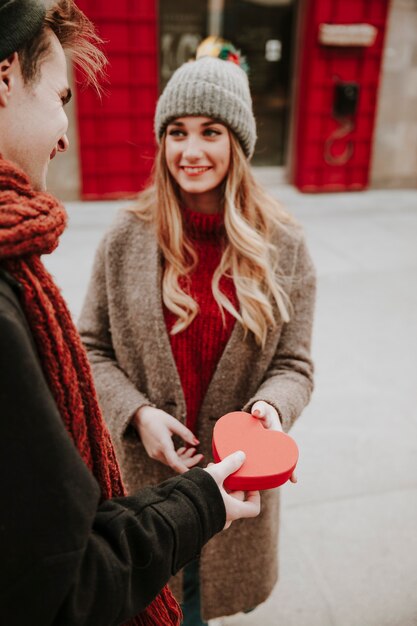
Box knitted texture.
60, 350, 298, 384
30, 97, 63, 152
154, 56, 257, 158
0, 155, 182, 626
164, 208, 238, 434
0, 0, 45, 61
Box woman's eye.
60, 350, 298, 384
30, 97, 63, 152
203, 128, 221, 137
168, 129, 186, 137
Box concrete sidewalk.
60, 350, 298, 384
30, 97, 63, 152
45, 175, 417, 626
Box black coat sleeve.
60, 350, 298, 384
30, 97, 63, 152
0, 279, 225, 626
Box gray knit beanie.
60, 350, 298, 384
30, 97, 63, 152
154, 55, 257, 159
0, 0, 46, 61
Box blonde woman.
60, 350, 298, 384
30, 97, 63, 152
79, 40, 316, 626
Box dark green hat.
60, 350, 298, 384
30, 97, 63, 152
0, 0, 46, 61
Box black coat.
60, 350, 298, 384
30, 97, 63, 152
0, 270, 225, 626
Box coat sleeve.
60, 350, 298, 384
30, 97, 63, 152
78, 233, 153, 441
242, 234, 316, 432
0, 286, 225, 626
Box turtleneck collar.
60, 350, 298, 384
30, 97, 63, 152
182, 206, 225, 241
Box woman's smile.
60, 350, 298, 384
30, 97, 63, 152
180, 165, 213, 176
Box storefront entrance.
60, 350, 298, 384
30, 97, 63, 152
159, 0, 296, 165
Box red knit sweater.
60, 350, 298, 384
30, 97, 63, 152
164, 208, 238, 434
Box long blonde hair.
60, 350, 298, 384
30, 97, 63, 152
130, 132, 294, 347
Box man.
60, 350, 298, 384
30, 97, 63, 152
0, 2, 260, 624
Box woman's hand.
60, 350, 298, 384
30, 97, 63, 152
204, 451, 261, 529
132, 406, 203, 474
251, 400, 297, 484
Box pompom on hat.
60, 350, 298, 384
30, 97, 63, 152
0, 0, 46, 61
154, 37, 257, 159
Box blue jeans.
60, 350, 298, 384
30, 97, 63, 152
181, 559, 207, 626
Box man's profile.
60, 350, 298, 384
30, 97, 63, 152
0, 2, 260, 624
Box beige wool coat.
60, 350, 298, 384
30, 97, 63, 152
78, 209, 316, 621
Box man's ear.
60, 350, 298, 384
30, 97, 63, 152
0, 52, 18, 107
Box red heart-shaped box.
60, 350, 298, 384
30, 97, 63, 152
212, 411, 299, 491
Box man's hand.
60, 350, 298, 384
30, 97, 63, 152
204, 451, 261, 529
132, 406, 203, 474
251, 400, 297, 484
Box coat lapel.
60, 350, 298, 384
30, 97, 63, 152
199, 311, 280, 420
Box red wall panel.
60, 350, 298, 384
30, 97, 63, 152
292, 0, 390, 192
75, 0, 158, 198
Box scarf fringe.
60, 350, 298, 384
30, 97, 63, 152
127, 586, 182, 626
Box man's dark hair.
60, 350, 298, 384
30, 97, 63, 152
19, 0, 106, 90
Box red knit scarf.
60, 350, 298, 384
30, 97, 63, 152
0, 156, 181, 626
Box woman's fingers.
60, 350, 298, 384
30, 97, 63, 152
252, 400, 267, 417
251, 400, 282, 431
252, 401, 270, 427
177, 447, 204, 466
183, 453, 204, 468
137, 408, 203, 472
169, 417, 200, 447
164, 448, 190, 474
178, 447, 196, 459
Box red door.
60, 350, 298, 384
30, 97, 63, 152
292, 0, 390, 192
75, 0, 158, 198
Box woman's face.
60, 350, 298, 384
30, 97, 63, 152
164, 116, 231, 213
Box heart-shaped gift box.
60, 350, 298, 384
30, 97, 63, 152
212, 411, 298, 491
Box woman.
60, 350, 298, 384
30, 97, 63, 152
79, 39, 316, 625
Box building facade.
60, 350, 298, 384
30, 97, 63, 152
47, 0, 417, 199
